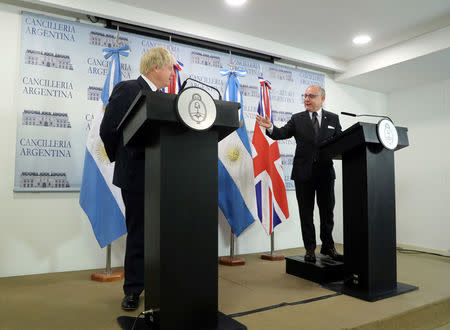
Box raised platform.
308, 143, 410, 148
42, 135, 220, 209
286, 254, 344, 284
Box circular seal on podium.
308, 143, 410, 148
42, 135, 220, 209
377, 118, 398, 150
176, 87, 217, 131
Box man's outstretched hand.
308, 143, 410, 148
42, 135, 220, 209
256, 114, 272, 129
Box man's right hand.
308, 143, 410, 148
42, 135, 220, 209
256, 114, 273, 129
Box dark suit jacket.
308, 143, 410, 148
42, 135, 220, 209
100, 76, 151, 192
268, 109, 341, 182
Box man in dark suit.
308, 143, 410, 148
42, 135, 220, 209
256, 85, 342, 263
100, 46, 175, 310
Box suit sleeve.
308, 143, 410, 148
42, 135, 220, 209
267, 116, 296, 140
334, 115, 342, 135
100, 82, 137, 162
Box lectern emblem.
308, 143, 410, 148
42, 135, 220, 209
188, 93, 207, 124
376, 119, 398, 150
176, 87, 217, 131
384, 124, 393, 144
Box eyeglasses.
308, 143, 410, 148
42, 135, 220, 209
302, 94, 318, 99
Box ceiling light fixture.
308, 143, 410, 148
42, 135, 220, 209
225, 0, 247, 7
353, 35, 372, 45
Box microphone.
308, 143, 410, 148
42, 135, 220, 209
340, 111, 393, 123
179, 78, 222, 100
341, 111, 356, 117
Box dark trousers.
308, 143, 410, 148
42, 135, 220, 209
294, 165, 335, 251
121, 189, 144, 296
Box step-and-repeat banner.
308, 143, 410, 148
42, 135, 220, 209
14, 11, 324, 192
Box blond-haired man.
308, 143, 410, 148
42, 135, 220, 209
100, 46, 175, 311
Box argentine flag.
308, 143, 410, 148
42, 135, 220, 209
79, 46, 130, 248
218, 69, 257, 236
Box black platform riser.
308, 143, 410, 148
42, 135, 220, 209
286, 256, 344, 284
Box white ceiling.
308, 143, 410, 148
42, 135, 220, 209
107, 0, 450, 92
337, 46, 450, 93
112, 0, 450, 61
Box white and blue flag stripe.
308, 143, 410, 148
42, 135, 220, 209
79, 46, 130, 248
218, 69, 257, 236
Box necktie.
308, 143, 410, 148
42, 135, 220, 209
312, 112, 320, 138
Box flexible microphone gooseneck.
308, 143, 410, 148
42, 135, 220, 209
179, 78, 222, 100
341, 111, 393, 123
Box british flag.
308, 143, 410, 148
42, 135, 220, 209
162, 60, 183, 94
252, 78, 289, 235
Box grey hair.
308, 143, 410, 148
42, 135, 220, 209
308, 85, 325, 97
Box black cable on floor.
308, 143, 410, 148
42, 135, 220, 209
227, 292, 342, 318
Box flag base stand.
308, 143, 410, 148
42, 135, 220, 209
91, 269, 124, 282
219, 256, 245, 266
260, 232, 284, 261
91, 245, 124, 282
261, 252, 285, 261
220, 231, 245, 266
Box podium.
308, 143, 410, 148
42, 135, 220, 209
320, 122, 418, 301
119, 90, 246, 329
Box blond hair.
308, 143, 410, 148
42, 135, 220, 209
140, 46, 175, 75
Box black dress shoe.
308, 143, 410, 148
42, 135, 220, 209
304, 250, 316, 263
121, 293, 140, 311
320, 246, 343, 261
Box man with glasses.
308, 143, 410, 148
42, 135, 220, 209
256, 85, 342, 263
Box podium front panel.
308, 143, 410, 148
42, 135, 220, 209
144, 125, 219, 328
343, 143, 397, 292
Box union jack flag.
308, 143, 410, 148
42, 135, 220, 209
252, 78, 289, 235
162, 60, 183, 94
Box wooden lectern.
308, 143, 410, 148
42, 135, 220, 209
118, 90, 246, 329
321, 122, 418, 301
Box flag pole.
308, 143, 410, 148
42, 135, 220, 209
106, 244, 112, 274
91, 25, 124, 282
219, 229, 245, 266
261, 231, 285, 261
230, 230, 234, 257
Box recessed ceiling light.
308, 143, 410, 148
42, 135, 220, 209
353, 35, 372, 45
225, 0, 247, 7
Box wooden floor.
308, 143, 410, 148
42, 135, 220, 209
0, 246, 449, 330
